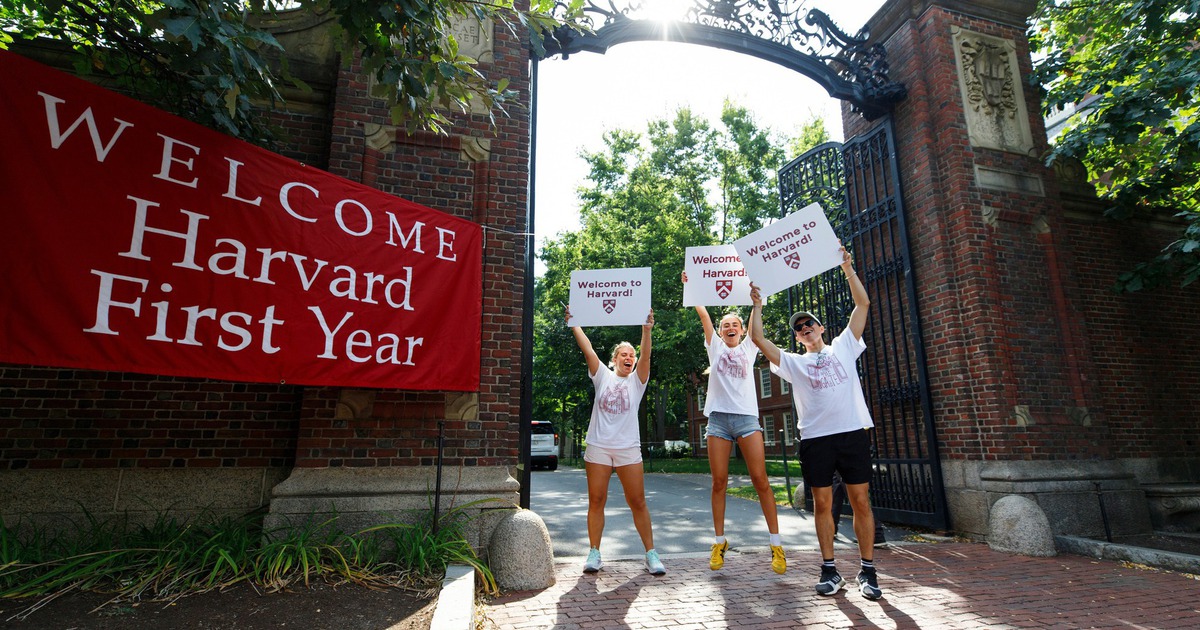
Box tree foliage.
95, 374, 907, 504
0, 0, 582, 144
1030, 0, 1200, 290
533, 104, 811, 446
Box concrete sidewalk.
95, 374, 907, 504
483, 541, 1199, 629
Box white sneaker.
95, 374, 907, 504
645, 549, 666, 575
582, 548, 602, 573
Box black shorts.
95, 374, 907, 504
799, 428, 874, 488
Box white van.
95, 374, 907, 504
530, 420, 560, 471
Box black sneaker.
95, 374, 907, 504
815, 568, 844, 596
857, 569, 883, 600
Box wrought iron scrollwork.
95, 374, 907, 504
540, 0, 906, 119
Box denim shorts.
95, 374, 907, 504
704, 411, 762, 441
583, 445, 643, 468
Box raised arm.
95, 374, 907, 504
841, 245, 871, 340
635, 310, 654, 384
567, 306, 601, 376
748, 283, 782, 367
683, 271, 715, 344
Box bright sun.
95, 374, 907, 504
640, 0, 693, 24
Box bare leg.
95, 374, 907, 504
614, 462, 655, 551
846, 482, 875, 562
811, 485, 836, 560
736, 431, 780, 535
707, 436, 733, 536
585, 461, 614, 549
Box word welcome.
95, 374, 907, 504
744, 222, 817, 262
0, 50, 482, 390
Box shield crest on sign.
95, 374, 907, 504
715, 279, 733, 300
603, 299, 617, 313
784, 252, 801, 269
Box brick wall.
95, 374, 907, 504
0, 369, 299, 469
1060, 203, 1200, 460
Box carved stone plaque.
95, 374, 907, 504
450, 16, 494, 64
952, 27, 1035, 156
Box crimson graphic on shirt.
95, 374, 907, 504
717, 348, 749, 379
806, 355, 849, 390
599, 381, 630, 415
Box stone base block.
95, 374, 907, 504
943, 459, 1153, 539
263, 466, 518, 551
0, 467, 289, 534
1143, 484, 1200, 533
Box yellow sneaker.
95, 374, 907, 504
709, 540, 729, 570
770, 545, 787, 574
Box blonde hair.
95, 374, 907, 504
608, 341, 636, 369
718, 312, 743, 327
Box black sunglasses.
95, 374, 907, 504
793, 319, 818, 331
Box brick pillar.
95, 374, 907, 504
850, 0, 1152, 538
264, 15, 531, 547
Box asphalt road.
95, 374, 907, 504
529, 467, 860, 562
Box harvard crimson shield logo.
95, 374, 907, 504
715, 279, 733, 299
603, 299, 617, 313
784, 252, 801, 269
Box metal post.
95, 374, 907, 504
778, 429, 795, 506
1095, 482, 1113, 542
434, 420, 445, 534
518, 57, 540, 509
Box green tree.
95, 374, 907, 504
716, 101, 788, 242
787, 114, 832, 162
1030, 0, 1200, 290
534, 105, 794, 446
0, 0, 582, 144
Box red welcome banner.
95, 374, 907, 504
0, 51, 482, 391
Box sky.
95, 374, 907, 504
532, 1, 888, 260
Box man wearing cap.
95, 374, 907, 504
748, 245, 883, 601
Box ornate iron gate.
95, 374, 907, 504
778, 120, 948, 530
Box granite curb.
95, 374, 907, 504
428, 564, 475, 630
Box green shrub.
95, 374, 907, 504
0, 502, 494, 622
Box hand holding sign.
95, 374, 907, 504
567, 267, 652, 327
732, 203, 843, 298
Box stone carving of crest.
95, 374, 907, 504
952, 27, 1035, 156
960, 38, 1015, 117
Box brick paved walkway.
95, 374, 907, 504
483, 542, 1199, 629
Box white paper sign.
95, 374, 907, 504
682, 245, 751, 307
568, 267, 652, 327
732, 203, 842, 297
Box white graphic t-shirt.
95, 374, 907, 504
703, 335, 760, 417
770, 327, 873, 439
586, 363, 648, 449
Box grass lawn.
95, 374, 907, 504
726, 484, 797, 506
641, 457, 799, 478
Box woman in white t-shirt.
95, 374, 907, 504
683, 272, 785, 575
567, 307, 666, 576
